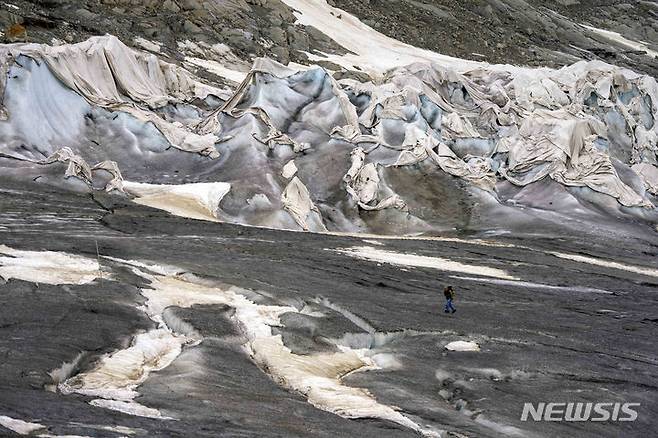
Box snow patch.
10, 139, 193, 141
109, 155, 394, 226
549, 252, 658, 279
59, 329, 185, 402
48, 352, 85, 389
0, 245, 101, 285
57, 263, 230, 418
0, 415, 45, 435
581, 24, 658, 59
75, 260, 438, 436
89, 399, 171, 420
450, 276, 614, 294
102, 257, 183, 278
279, 0, 480, 75
445, 341, 480, 352
335, 246, 518, 280
67, 423, 140, 436
184, 56, 248, 83
361, 239, 384, 246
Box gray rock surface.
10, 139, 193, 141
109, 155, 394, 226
0, 178, 656, 437
0, 0, 654, 76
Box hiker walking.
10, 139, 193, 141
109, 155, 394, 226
444, 285, 456, 313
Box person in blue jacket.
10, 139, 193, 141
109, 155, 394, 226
444, 286, 456, 313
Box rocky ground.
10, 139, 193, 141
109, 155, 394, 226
0, 0, 346, 76
0, 177, 656, 437
1, 0, 656, 77
331, 0, 658, 76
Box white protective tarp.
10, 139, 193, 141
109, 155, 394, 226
39, 147, 124, 192
281, 176, 327, 231
0, 35, 225, 157
1, 34, 656, 233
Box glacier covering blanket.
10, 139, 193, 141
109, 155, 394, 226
0, 37, 656, 234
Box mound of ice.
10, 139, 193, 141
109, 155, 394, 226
0, 31, 656, 235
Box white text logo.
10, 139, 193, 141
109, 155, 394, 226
520, 402, 640, 422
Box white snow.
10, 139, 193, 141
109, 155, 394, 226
445, 341, 480, 352
184, 56, 248, 83
89, 399, 171, 420
100, 257, 181, 276
123, 181, 231, 222
549, 252, 658, 279
581, 24, 658, 59
450, 276, 614, 294
59, 329, 185, 402
335, 246, 519, 280
35, 432, 93, 438
0, 416, 45, 435
0, 245, 101, 285
279, 0, 481, 75
65, 424, 139, 436
327, 232, 516, 248
58, 268, 221, 418
55, 261, 218, 417
68, 259, 438, 436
